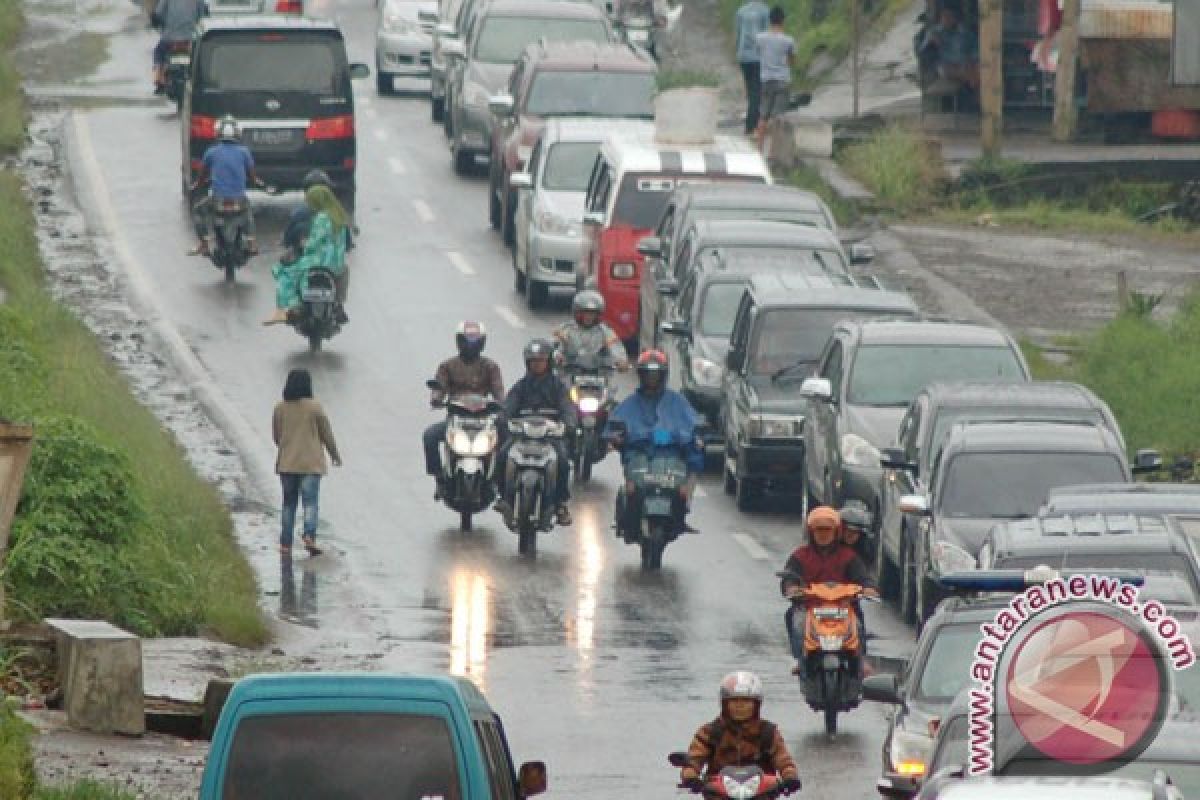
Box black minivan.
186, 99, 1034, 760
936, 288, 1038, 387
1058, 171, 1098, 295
182, 16, 369, 209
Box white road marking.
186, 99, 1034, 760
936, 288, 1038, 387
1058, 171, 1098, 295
373, 128, 388, 141
413, 199, 435, 223
732, 532, 771, 561
446, 251, 475, 276
494, 305, 525, 329
387, 156, 407, 175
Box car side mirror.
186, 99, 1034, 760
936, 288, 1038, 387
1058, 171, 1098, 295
1133, 448, 1164, 475
583, 211, 605, 227
637, 235, 662, 258
442, 39, 465, 59
725, 349, 744, 372
881, 446, 916, 472
660, 320, 690, 337
517, 761, 547, 797
800, 376, 832, 401
510, 172, 533, 190
657, 281, 679, 296
435, 22, 456, 35
348, 63, 371, 79
898, 494, 931, 515
862, 673, 902, 704
489, 93, 515, 116
849, 241, 876, 264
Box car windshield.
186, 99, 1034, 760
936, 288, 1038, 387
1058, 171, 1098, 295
749, 309, 895, 378
199, 34, 341, 92
525, 71, 655, 117
690, 206, 830, 229
542, 141, 600, 191
699, 282, 748, 337
928, 715, 969, 774
222, 712, 463, 798
847, 345, 1026, 406
940, 452, 1128, 518
693, 246, 847, 275
473, 17, 609, 62
993, 553, 1199, 606
915, 623, 982, 703
613, 174, 766, 228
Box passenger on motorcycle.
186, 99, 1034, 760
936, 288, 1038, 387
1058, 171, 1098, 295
780, 506, 877, 677
607, 350, 703, 535
151, 0, 204, 94
282, 170, 355, 262
552, 290, 629, 373
190, 116, 262, 257
424, 322, 505, 499
264, 185, 350, 325
679, 671, 802, 793
495, 339, 576, 526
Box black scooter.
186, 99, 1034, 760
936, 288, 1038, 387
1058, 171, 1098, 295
607, 421, 696, 570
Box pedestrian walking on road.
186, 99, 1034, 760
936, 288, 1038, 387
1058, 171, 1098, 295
272, 368, 342, 557
755, 5, 796, 152
734, 0, 770, 134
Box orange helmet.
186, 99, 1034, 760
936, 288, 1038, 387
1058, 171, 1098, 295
636, 349, 668, 391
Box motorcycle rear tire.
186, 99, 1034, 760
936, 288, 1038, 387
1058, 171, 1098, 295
224, 264, 236, 283
640, 526, 664, 570
822, 671, 839, 736
308, 332, 322, 352
517, 484, 538, 558
578, 452, 592, 483
460, 511, 473, 532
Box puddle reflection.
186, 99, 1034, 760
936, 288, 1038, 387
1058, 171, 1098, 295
280, 555, 318, 627
570, 506, 605, 657
449, 568, 491, 689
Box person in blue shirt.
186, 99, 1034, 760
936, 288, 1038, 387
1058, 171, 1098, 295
606, 349, 704, 536
734, 0, 770, 134
191, 116, 263, 256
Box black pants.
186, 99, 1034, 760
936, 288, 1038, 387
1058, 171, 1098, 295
423, 420, 447, 476
740, 61, 762, 133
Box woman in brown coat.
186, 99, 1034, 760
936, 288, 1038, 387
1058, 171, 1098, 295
272, 369, 341, 556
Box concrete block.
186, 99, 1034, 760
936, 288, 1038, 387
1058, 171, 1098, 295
45, 618, 145, 736
767, 114, 834, 167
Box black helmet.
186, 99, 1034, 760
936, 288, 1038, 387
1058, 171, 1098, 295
303, 169, 333, 189
523, 338, 553, 366
839, 500, 872, 533
572, 290, 605, 326
456, 320, 487, 361
636, 349, 668, 391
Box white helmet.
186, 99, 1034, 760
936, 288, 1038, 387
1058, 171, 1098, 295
719, 671, 763, 703
216, 115, 240, 142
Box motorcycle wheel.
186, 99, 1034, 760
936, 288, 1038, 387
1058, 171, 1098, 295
822, 671, 839, 736
578, 452, 593, 483
639, 524, 664, 570
308, 332, 322, 352
516, 484, 538, 558
224, 263, 236, 283
460, 511, 473, 532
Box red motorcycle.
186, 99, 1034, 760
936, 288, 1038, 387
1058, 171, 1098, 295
668, 754, 797, 799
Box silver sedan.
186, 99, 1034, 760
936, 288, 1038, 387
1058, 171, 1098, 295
375, 0, 438, 94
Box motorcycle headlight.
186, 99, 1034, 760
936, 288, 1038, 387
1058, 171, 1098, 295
930, 540, 976, 575
384, 13, 416, 33
721, 773, 761, 800
449, 429, 473, 455
841, 433, 881, 467
535, 208, 577, 236
690, 356, 723, 388
749, 415, 801, 438
579, 396, 600, 413
818, 634, 845, 651
889, 727, 931, 780
470, 429, 497, 455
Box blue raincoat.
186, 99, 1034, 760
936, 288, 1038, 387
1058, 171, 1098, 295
607, 388, 704, 473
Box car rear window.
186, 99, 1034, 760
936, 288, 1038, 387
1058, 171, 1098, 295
698, 281, 747, 336
199, 33, 343, 92
613, 173, 766, 229
915, 622, 982, 703
221, 712, 462, 799
847, 345, 1027, 407
940, 452, 1128, 519
542, 141, 601, 191
993, 553, 1199, 606
525, 70, 655, 117
473, 17, 609, 63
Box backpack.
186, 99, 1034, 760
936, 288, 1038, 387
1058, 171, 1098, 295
704, 717, 777, 772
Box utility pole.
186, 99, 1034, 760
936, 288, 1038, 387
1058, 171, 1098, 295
1052, 0, 1081, 141
978, 0, 1004, 156
851, 0, 861, 117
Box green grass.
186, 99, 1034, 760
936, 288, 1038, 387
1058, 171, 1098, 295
839, 124, 943, 214
0, 0, 26, 154
34, 782, 140, 800
784, 162, 859, 226
656, 68, 722, 91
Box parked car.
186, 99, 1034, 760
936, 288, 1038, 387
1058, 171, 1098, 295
800, 318, 1030, 533
198, 672, 547, 800
510, 118, 653, 308
638, 218, 854, 351
877, 380, 1126, 604
579, 128, 772, 350
719, 272, 918, 511
208, 0, 301, 15
443, 0, 613, 174
1040, 482, 1200, 517
487, 40, 655, 244
375, 0, 438, 94
182, 16, 369, 209
893, 419, 1161, 627
429, 0, 474, 121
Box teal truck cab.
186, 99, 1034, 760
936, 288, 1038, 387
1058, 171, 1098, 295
199, 672, 547, 800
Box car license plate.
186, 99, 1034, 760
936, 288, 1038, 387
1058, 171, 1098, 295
643, 496, 672, 517
168, 54, 191, 65
249, 128, 297, 147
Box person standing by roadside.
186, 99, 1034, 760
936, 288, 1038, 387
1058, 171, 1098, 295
754, 5, 796, 152
734, 0, 770, 134
272, 369, 342, 557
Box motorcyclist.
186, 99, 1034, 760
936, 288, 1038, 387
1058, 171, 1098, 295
606, 349, 703, 537
283, 169, 356, 258
495, 339, 576, 526
424, 321, 505, 499
552, 290, 629, 373
151, 0, 205, 94
679, 671, 802, 794
190, 116, 262, 256
839, 500, 874, 661
780, 506, 877, 677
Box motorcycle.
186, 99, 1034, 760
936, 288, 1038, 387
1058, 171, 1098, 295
426, 379, 503, 532
780, 574, 876, 735
564, 354, 616, 483
667, 754, 795, 800
288, 268, 345, 352
501, 409, 566, 558
163, 40, 191, 111
608, 421, 694, 570
192, 183, 277, 282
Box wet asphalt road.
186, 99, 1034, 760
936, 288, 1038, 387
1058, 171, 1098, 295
61, 0, 917, 794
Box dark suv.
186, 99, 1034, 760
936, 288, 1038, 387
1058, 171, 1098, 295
800, 318, 1030, 534
719, 272, 918, 511
1039, 482, 1200, 517
486, 40, 655, 244
182, 16, 369, 208
894, 419, 1161, 627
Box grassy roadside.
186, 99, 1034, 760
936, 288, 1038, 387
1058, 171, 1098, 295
0, 2, 266, 643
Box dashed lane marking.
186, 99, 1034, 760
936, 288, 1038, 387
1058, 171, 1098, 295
413, 199, 435, 223
387, 156, 407, 175
447, 251, 475, 276
494, 305, 525, 329
732, 532, 771, 561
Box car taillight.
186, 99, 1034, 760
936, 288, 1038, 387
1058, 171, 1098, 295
927, 717, 941, 737
342, 157, 355, 169
274, 0, 302, 12
306, 115, 354, 140
168, 40, 191, 54
610, 262, 635, 280
190, 114, 216, 140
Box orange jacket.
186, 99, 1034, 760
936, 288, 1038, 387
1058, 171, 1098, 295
681, 715, 799, 782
